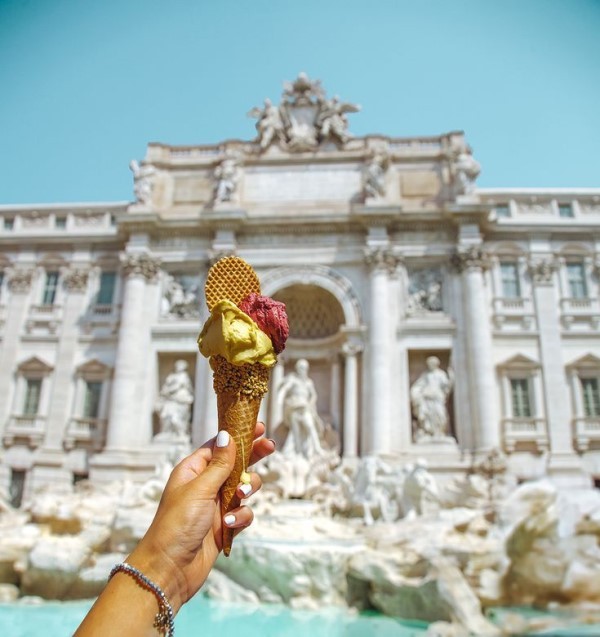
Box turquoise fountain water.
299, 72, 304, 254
0, 597, 427, 637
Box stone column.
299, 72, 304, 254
452, 247, 499, 453
364, 247, 400, 455
0, 268, 34, 428
43, 267, 90, 449
105, 253, 160, 450
268, 360, 285, 435
342, 341, 362, 458
529, 257, 582, 483
330, 355, 341, 431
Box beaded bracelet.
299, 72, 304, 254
109, 562, 175, 637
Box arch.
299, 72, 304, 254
487, 241, 527, 257
558, 242, 593, 257
261, 265, 363, 329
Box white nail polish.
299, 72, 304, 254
240, 483, 252, 497
216, 431, 230, 448
224, 514, 236, 526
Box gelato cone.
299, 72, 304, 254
198, 256, 288, 556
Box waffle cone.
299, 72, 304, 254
217, 391, 263, 556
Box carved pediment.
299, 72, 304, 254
76, 359, 112, 378
566, 353, 600, 372
497, 353, 540, 371
17, 356, 53, 374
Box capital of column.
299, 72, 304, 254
342, 340, 364, 357
62, 267, 90, 293
121, 252, 161, 282
451, 246, 490, 273
528, 257, 557, 286
7, 267, 34, 293
364, 246, 402, 275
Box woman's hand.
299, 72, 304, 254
127, 422, 275, 613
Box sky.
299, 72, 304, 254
0, 0, 599, 204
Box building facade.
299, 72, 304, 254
1, 75, 599, 503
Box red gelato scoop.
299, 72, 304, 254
239, 293, 289, 354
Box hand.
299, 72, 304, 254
127, 422, 275, 613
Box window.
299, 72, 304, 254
510, 378, 532, 418
55, 216, 67, 229
97, 271, 116, 305
83, 381, 102, 419
4, 218, 14, 230
495, 205, 510, 219
23, 379, 42, 415
558, 204, 574, 218
9, 469, 26, 508
42, 271, 59, 305
566, 262, 587, 298
500, 262, 521, 298
582, 378, 600, 418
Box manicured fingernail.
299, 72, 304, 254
224, 514, 236, 526
268, 438, 276, 449
239, 483, 252, 497
216, 431, 230, 448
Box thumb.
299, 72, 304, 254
196, 430, 236, 496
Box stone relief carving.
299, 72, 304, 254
451, 246, 490, 272
154, 360, 193, 440
248, 72, 360, 152
7, 268, 34, 293
364, 247, 401, 274
213, 155, 241, 203
362, 149, 389, 199
406, 267, 443, 314
528, 258, 557, 285
121, 253, 161, 282
410, 356, 454, 441
21, 212, 49, 228
129, 159, 156, 205
62, 268, 89, 293
160, 274, 200, 319
74, 213, 105, 227
518, 202, 552, 216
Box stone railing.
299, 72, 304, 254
492, 297, 535, 330
502, 417, 549, 453
573, 417, 600, 452
3, 414, 46, 447
560, 297, 600, 331
25, 304, 63, 334
64, 417, 107, 451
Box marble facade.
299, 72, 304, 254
1, 75, 599, 501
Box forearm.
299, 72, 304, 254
74, 545, 184, 637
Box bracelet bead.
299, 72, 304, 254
109, 562, 175, 637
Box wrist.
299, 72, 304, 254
127, 542, 187, 615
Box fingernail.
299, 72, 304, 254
268, 438, 277, 449
224, 514, 236, 526
216, 431, 230, 448
239, 483, 252, 497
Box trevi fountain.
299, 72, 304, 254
1, 358, 600, 636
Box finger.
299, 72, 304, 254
201, 422, 265, 453
249, 437, 276, 466
163, 446, 213, 493
193, 430, 236, 496
223, 505, 254, 529
236, 472, 262, 499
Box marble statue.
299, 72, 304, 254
410, 356, 454, 441
248, 98, 286, 150
452, 145, 481, 195
214, 156, 240, 202
161, 275, 199, 319
154, 360, 193, 439
129, 159, 155, 205
402, 458, 440, 518
279, 359, 325, 459
352, 456, 398, 525
316, 95, 360, 145
362, 150, 388, 198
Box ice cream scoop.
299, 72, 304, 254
239, 293, 289, 355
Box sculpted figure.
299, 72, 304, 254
352, 456, 397, 525
129, 159, 155, 205
363, 150, 388, 199
214, 157, 240, 203
453, 145, 481, 195
162, 276, 199, 319
248, 98, 286, 150
154, 360, 194, 439
317, 96, 359, 145
402, 459, 439, 518
410, 356, 454, 440
279, 359, 325, 459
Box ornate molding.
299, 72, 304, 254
7, 268, 34, 293
62, 268, 89, 293
364, 247, 402, 274
342, 340, 364, 357
121, 253, 161, 282
528, 258, 557, 286
450, 246, 490, 272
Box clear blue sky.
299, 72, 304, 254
1, 0, 599, 203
